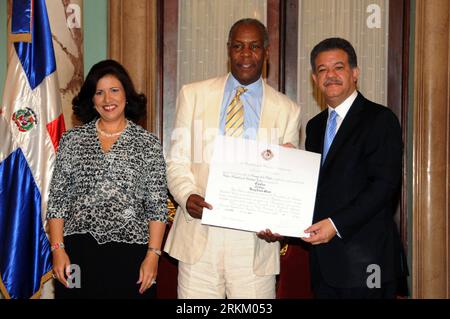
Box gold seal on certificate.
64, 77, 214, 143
261, 149, 274, 161
202, 136, 321, 237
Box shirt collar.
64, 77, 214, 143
328, 90, 358, 119
228, 73, 263, 94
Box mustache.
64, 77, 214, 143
324, 78, 343, 86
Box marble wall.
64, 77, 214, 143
46, 0, 83, 129
2, 0, 84, 299
42, 0, 84, 298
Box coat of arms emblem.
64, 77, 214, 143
12, 107, 37, 132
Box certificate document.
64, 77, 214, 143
202, 136, 321, 237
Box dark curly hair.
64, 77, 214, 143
72, 59, 146, 124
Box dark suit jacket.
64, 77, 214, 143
305, 92, 406, 288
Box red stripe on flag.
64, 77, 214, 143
46, 114, 66, 151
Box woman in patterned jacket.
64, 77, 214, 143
47, 59, 168, 299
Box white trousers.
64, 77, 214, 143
177, 226, 276, 299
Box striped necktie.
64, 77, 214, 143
322, 110, 338, 164
225, 87, 247, 137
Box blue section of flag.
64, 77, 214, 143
0, 149, 52, 299
14, 0, 56, 90
11, 0, 32, 34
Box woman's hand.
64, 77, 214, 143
137, 252, 159, 294
52, 249, 71, 287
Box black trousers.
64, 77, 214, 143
54, 233, 156, 299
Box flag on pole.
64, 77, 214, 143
0, 0, 66, 299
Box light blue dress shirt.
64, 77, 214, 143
219, 74, 263, 140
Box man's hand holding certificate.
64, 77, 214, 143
202, 136, 321, 237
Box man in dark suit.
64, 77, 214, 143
301, 37, 407, 298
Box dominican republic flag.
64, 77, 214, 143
0, 0, 65, 299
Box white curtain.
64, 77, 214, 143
177, 0, 267, 92
297, 0, 389, 148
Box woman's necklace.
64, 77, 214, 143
95, 119, 128, 138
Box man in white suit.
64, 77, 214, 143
164, 18, 301, 298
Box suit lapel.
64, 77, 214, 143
257, 82, 278, 142
321, 93, 365, 169
203, 75, 229, 132
314, 111, 328, 154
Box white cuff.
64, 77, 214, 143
328, 218, 342, 238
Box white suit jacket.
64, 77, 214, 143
164, 75, 301, 275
